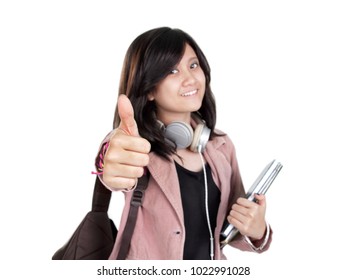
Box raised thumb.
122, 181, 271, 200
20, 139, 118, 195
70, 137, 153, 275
117, 94, 139, 136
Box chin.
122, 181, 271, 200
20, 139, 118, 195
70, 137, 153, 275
190, 101, 203, 112
179, 101, 201, 112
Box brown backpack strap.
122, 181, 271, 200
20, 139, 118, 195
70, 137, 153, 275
92, 176, 112, 213
117, 173, 149, 260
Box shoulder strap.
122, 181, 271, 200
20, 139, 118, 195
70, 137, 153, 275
117, 174, 149, 259
91, 174, 149, 260
92, 176, 112, 212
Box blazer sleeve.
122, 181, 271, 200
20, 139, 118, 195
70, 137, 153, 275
223, 135, 273, 253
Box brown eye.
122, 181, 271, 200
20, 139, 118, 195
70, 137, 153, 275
190, 62, 199, 69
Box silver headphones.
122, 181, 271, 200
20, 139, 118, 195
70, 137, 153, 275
159, 115, 211, 152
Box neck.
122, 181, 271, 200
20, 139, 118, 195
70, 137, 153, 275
157, 112, 191, 126
174, 148, 205, 172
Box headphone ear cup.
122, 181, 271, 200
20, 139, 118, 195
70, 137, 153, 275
190, 124, 211, 153
165, 121, 194, 149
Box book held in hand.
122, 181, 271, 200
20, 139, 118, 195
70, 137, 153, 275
220, 159, 283, 247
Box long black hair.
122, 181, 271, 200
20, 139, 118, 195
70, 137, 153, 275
113, 27, 219, 160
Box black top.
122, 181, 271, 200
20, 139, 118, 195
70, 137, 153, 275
175, 161, 221, 260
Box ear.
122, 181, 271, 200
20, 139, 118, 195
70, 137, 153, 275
147, 92, 155, 101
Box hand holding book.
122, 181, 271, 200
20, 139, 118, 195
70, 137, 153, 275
220, 159, 283, 247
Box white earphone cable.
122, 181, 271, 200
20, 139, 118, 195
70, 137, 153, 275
198, 145, 214, 260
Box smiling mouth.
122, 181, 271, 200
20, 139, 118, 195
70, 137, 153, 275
181, 89, 198, 97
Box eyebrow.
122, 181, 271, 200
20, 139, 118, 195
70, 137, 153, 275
178, 56, 199, 66
186, 56, 199, 63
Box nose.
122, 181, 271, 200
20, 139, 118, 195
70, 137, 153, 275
181, 69, 197, 86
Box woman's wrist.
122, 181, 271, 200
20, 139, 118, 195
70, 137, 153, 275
244, 221, 270, 251
92, 141, 110, 175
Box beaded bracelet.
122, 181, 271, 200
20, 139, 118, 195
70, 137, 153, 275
91, 141, 110, 175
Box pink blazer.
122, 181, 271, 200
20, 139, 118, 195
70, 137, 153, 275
106, 133, 272, 260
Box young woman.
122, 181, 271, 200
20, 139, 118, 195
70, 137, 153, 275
95, 27, 272, 260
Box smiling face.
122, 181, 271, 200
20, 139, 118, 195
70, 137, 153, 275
148, 44, 206, 125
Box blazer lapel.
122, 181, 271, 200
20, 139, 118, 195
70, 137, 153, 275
147, 153, 184, 222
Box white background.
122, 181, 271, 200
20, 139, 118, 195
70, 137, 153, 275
1, 0, 346, 279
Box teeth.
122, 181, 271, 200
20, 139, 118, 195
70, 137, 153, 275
181, 90, 197, 97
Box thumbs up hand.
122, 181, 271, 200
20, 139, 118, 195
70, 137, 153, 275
117, 94, 140, 137
102, 95, 151, 190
